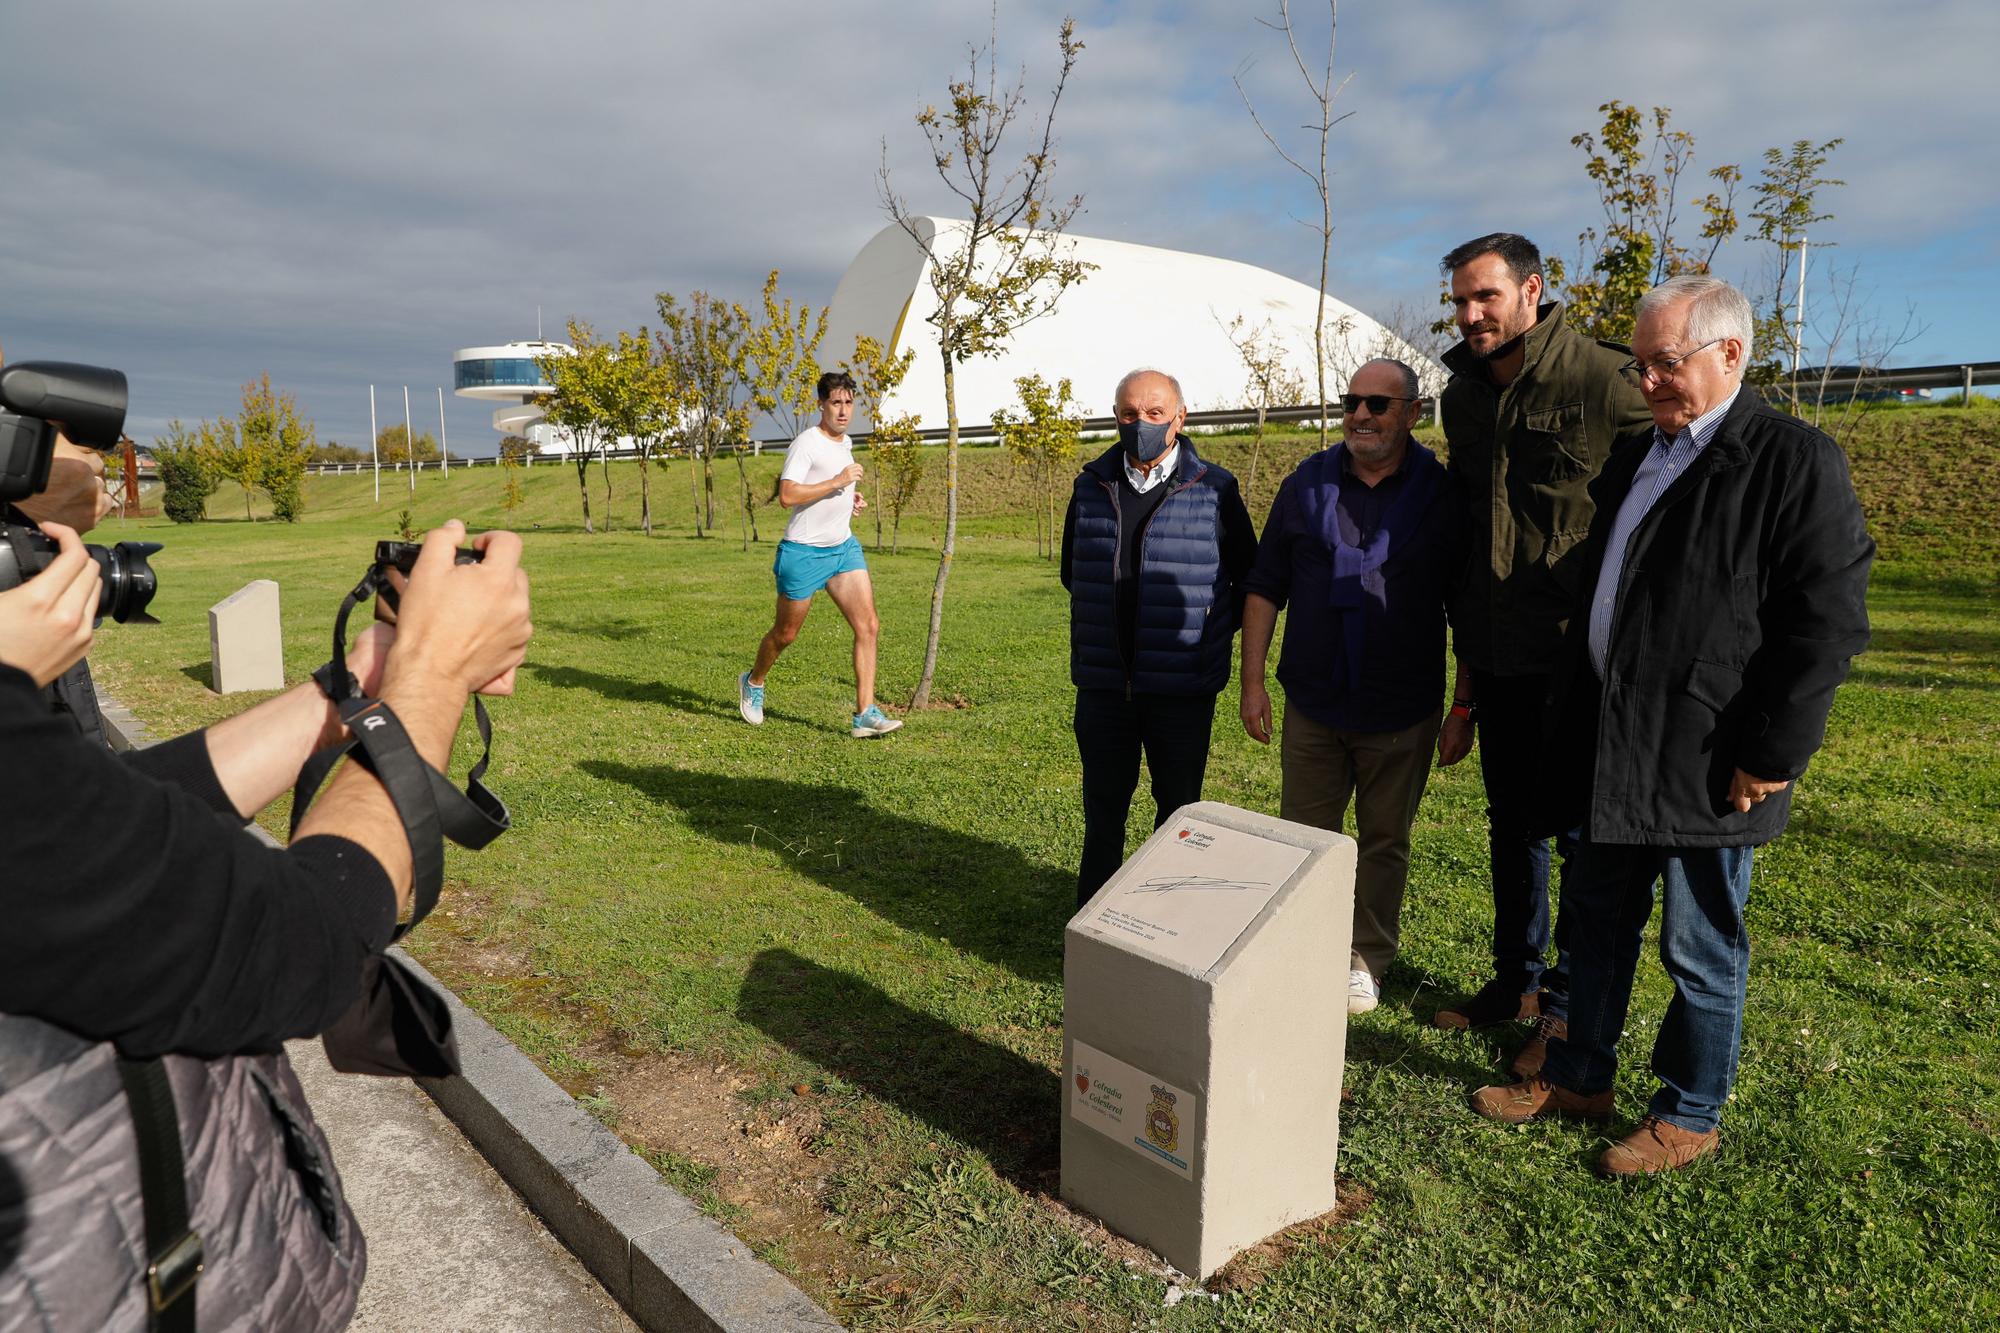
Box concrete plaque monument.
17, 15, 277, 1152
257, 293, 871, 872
207, 579, 284, 693
1062, 800, 1355, 1279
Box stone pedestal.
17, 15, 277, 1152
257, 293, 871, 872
1061, 800, 1356, 1279
207, 579, 284, 693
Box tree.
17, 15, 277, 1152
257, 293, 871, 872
1747, 137, 1844, 407
1561, 101, 1740, 343
535, 320, 618, 533
310, 442, 368, 464
745, 270, 830, 441
656, 290, 757, 545
497, 434, 537, 463
604, 325, 683, 537
236, 373, 315, 523
990, 372, 1080, 559
1237, 0, 1351, 450
500, 455, 526, 512
153, 420, 219, 524
842, 333, 922, 550
879, 14, 1090, 708
374, 423, 441, 464
1219, 313, 1307, 501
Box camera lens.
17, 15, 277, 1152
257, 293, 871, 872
92, 541, 163, 624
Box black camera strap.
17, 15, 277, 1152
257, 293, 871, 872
288, 558, 509, 938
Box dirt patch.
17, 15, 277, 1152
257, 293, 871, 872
1207, 1184, 1376, 1294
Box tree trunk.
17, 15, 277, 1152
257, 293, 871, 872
599, 450, 614, 531
689, 447, 702, 538
911, 358, 959, 709
892, 508, 902, 556
639, 452, 653, 536
702, 441, 716, 530
574, 451, 594, 534
1248, 415, 1266, 504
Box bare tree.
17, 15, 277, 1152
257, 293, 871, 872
1236, 0, 1352, 450
1217, 312, 1306, 499
879, 13, 1090, 709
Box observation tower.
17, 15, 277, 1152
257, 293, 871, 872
451, 339, 573, 454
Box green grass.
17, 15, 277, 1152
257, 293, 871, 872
81, 434, 2000, 1330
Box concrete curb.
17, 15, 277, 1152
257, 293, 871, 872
97, 694, 843, 1333
399, 953, 842, 1333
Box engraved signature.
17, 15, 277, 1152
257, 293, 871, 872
1126, 876, 1272, 895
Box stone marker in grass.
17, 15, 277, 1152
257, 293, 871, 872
207, 578, 283, 693
1062, 800, 1354, 1280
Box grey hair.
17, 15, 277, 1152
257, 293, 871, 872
1638, 275, 1755, 366
1357, 358, 1421, 399
1113, 367, 1185, 409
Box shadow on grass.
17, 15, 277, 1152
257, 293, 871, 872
581, 763, 1069, 984
529, 662, 832, 731
737, 948, 1060, 1190
178, 662, 211, 689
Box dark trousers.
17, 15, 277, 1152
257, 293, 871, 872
1279, 704, 1443, 979
1473, 670, 1575, 1016
1542, 841, 1755, 1133
1073, 689, 1218, 907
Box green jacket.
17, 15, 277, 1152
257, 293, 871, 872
1441, 302, 1652, 677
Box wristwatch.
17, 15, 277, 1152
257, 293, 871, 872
1449, 697, 1477, 723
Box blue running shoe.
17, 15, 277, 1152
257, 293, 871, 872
738, 672, 765, 725
850, 704, 903, 738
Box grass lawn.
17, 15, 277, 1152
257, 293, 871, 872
80, 415, 2000, 1330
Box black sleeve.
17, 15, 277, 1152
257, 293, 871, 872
122, 728, 242, 821
1059, 493, 1078, 591
0, 665, 396, 1059
1240, 477, 1298, 610
1217, 476, 1259, 613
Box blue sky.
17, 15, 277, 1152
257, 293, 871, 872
3, 0, 1993, 451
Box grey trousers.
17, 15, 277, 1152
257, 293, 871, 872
1279, 702, 1443, 979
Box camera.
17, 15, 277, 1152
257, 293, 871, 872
0, 359, 163, 624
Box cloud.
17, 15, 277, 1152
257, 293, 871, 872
2, 0, 1991, 447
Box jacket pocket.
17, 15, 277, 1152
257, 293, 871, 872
1522, 402, 1590, 483
1683, 658, 1744, 713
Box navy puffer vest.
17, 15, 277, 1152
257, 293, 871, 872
1069, 443, 1239, 695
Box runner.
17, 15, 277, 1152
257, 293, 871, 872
739, 370, 903, 739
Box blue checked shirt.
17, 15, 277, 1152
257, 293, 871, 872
1587, 388, 1741, 676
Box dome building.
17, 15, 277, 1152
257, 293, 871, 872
822, 218, 1439, 429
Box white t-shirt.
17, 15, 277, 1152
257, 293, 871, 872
779, 425, 857, 547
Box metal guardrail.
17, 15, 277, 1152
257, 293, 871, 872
302, 364, 1990, 474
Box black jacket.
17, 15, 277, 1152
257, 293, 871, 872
1543, 389, 1874, 846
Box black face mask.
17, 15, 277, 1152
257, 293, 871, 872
1119, 417, 1175, 464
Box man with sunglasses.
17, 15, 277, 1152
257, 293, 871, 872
1239, 359, 1467, 1014
1431, 233, 1653, 1075
1469, 275, 1871, 1174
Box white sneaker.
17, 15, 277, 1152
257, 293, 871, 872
738, 672, 765, 726
1347, 968, 1379, 1015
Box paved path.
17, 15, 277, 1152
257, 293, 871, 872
289, 1040, 638, 1331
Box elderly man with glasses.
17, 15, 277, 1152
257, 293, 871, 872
1238, 358, 1468, 1014
1468, 275, 1873, 1174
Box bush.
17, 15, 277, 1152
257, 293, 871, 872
152, 422, 218, 524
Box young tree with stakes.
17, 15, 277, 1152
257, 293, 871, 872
879, 14, 1090, 708
842, 334, 923, 552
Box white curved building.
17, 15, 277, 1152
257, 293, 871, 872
822, 218, 1439, 429
452, 340, 574, 454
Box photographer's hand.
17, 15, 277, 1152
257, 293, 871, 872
0, 522, 99, 686
294, 523, 532, 913
12, 439, 114, 536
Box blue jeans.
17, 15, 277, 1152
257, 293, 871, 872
1541, 841, 1755, 1133
1472, 671, 1575, 1018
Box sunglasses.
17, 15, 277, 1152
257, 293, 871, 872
1339, 393, 1416, 414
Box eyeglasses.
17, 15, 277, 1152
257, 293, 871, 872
1340, 394, 1416, 414
1621, 338, 1723, 384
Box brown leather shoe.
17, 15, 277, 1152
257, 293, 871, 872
1510, 1013, 1568, 1078
1433, 982, 1539, 1031
1469, 1075, 1614, 1124
1597, 1115, 1719, 1176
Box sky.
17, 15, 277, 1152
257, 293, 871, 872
3, 1, 1994, 453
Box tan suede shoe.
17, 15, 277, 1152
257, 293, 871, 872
1597, 1116, 1720, 1176
1510, 1014, 1568, 1079
1469, 1075, 1615, 1124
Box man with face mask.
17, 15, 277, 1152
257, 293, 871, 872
1059, 367, 1257, 907
1429, 233, 1653, 1076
